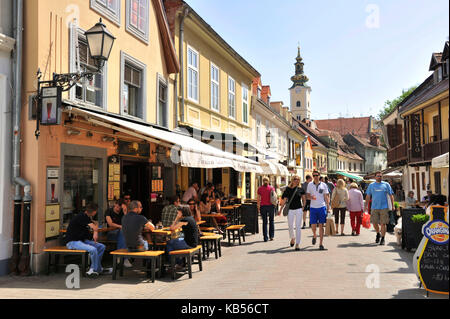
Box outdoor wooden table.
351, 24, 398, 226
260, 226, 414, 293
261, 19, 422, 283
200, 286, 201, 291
60, 226, 116, 233
200, 213, 227, 219
145, 227, 182, 250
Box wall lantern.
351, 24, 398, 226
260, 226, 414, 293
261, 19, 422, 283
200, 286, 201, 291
35, 18, 115, 139
266, 130, 272, 149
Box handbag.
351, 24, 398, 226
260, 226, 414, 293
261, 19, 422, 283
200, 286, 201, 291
362, 212, 371, 229
282, 187, 298, 216
270, 188, 278, 205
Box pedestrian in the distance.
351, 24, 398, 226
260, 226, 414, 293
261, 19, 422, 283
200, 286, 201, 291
257, 177, 276, 242
301, 175, 312, 229
364, 172, 394, 245
306, 171, 330, 250
347, 183, 364, 236
331, 179, 349, 235
278, 175, 306, 251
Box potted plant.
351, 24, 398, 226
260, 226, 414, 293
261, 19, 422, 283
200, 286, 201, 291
401, 208, 426, 251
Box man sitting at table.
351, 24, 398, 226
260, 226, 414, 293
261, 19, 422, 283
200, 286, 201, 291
161, 195, 181, 227
65, 203, 112, 277
122, 200, 155, 252
105, 199, 131, 267
167, 205, 199, 268
182, 182, 199, 203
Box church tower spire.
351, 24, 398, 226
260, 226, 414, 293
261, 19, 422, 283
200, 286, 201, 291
290, 45, 309, 88
289, 45, 311, 121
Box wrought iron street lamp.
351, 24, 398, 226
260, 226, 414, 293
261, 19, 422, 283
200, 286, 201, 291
266, 130, 272, 149
35, 18, 115, 139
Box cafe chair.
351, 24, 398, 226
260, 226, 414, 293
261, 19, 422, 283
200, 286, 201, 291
168, 245, 203, 280
225, 224, 246, 246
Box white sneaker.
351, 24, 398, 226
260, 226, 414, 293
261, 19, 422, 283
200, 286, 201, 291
101, 267, 113, 275
86, 268, 99, 278
123, 259, 132, 268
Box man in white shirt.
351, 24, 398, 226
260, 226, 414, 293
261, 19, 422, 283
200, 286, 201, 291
306, 171, 330, 250
182, 182, 199, 203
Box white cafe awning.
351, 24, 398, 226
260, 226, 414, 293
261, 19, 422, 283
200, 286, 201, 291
432, 152, 449, 168
260, 159, 289, 176
68, 108, 263, 173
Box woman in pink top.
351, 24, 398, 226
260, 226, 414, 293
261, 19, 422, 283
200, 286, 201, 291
347, 183, 364, 236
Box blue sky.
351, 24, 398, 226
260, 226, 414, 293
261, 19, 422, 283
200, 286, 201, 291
186, 0, 449, 120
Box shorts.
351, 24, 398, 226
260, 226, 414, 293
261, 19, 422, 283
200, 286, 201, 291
310, 206, 327, 225
370, 209, 390, 225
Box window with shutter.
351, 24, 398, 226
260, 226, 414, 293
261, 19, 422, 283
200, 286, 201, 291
73, 30, 105, 108
121, 52, 146, 120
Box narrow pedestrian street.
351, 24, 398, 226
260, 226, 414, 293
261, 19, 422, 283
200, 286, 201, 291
0, 215, 446, 299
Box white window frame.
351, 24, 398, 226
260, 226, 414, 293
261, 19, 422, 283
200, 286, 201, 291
69, 22, 107, 110
156, 73, 169, 128
242, 83, 249, 124
210, 62, 220, 112
126, 0, 149, 43
120, 51, 147, 121
187, 45, 199, 103
228, 76, 236, 119
90, 0, 121, 26
256, 115, 261, 145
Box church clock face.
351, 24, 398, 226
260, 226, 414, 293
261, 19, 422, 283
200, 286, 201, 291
295, 87, 301, 94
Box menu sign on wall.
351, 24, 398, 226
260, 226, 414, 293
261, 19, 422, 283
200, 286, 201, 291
411, 114, 422, 158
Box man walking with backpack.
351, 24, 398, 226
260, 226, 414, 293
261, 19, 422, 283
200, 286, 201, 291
257, 177, 277, 242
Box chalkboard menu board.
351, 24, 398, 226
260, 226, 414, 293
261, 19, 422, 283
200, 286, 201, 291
416, 206, 449, 295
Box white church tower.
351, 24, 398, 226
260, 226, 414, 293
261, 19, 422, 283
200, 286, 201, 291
290, 46, 311, 121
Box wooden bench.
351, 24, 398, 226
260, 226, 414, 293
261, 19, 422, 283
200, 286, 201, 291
199, 226, 216, 232
226, 225, 246, 245
168, 245, 203, 280
200, 234, 222, 260
109, 249, 165, 282
43, 246, 88, 276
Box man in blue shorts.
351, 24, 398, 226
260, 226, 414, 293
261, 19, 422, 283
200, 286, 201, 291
364, 171, 394, 245
306, 171, 330, 250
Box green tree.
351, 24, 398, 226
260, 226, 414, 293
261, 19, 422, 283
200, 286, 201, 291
378, 85, 418, 120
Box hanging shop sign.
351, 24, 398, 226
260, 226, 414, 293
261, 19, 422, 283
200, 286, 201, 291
40, 86, 62, 125
411, 114, 422, 158
414, 206, 449, 296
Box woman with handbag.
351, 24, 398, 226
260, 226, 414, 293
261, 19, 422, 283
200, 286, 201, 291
331, 179, 349, 235
278, 175, 306, 251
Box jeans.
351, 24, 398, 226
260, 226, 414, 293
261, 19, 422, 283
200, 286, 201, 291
166, 238, 192, 265
106, 229, 127, 250
288, 208, 303, 245
260, 205, 275, 241
66, 240, 105, 272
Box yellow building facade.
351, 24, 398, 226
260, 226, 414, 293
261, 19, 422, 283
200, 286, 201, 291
164, 0, 260, 199
18, 0, 180, 273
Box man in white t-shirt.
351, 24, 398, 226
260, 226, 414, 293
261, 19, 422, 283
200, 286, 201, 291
306, 171, 330, 250
182, 182, 199, 203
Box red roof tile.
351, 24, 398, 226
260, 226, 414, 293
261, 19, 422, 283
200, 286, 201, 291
314, 117, 372, 138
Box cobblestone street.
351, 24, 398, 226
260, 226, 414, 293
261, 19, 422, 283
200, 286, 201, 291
0, 215, 447, 300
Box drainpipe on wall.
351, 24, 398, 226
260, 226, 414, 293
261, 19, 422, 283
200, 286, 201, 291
9, 0, 32, 276
178, 6, 189, 124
